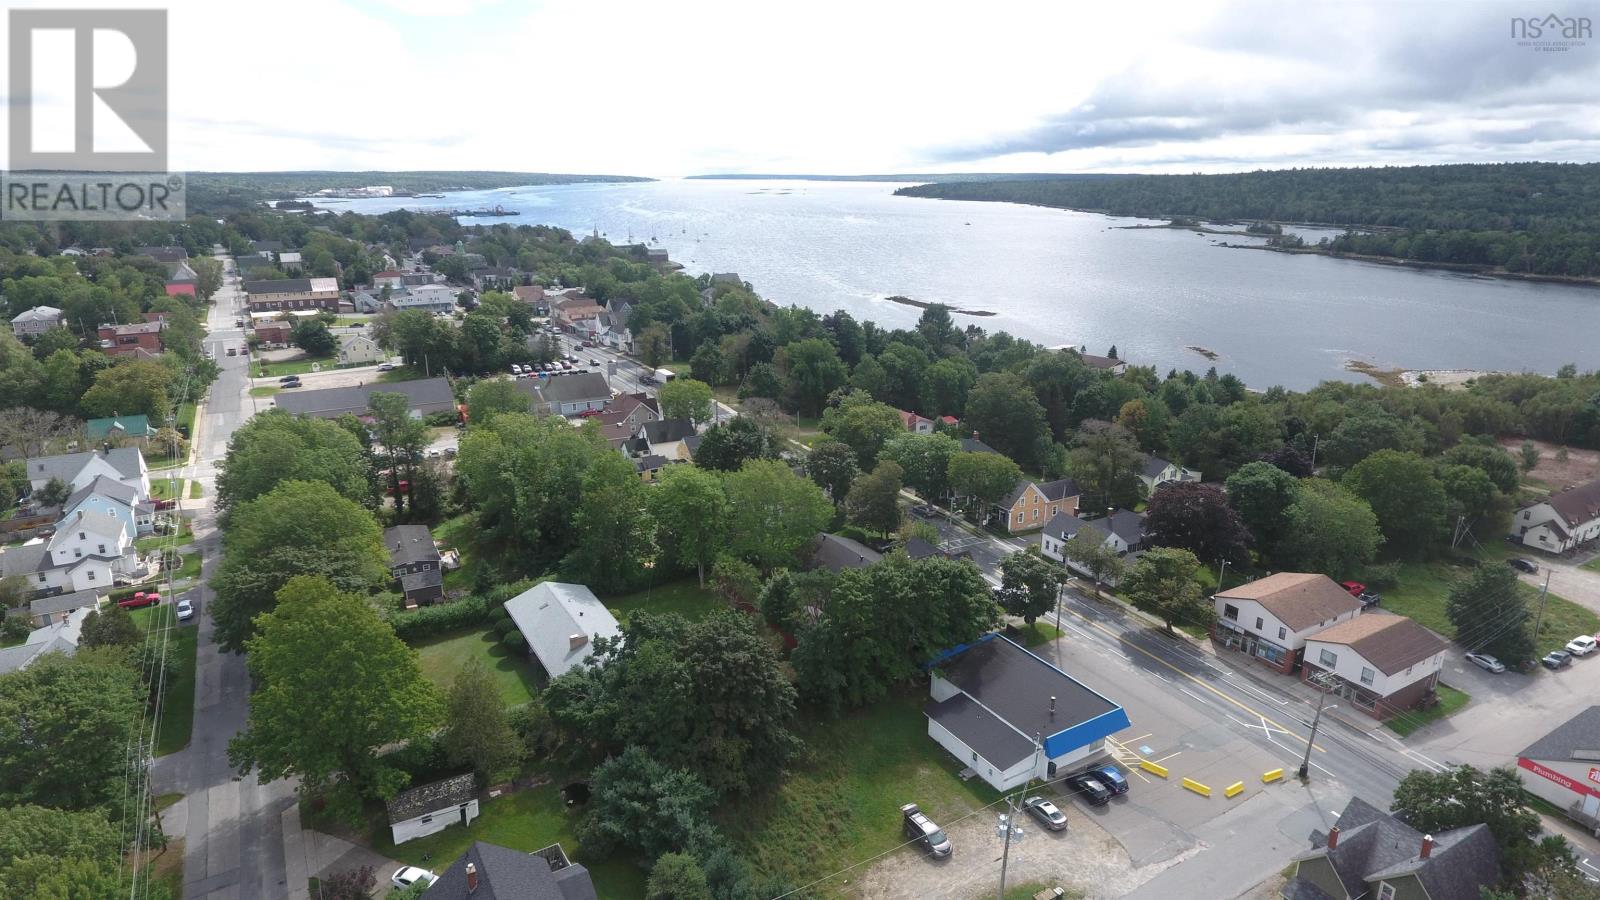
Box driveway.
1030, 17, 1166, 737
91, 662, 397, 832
1517, 557, 1600, 618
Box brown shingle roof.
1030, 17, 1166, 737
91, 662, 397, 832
1306, 613, 1448, 676
1548, 477, 1600, 528
1216, 572, 1362, 632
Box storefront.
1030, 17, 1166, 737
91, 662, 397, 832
1214, 618, 1294, 670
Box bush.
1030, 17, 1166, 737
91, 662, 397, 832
483, 578, 536, 609
390, 596, 488, 643
501, 631, 527, 651
424, 411, 459, 428
488, 605, 510, 624
492, 617, 516, 637
1358, 561, 1403, 590
835, 525, 874, 545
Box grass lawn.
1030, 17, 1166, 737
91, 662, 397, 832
413, 627, 540, 710
371, 780, 647, 899
172, 550, 202, 583
722, 690, 1002, 889
176, 402, 196, 436
150, 477, 186, 501
1385, 683, 1470, 738
147, 456, 185, 471
189, 481, 203, 499
1585, 557, 1600, 573
1381, 557, 1600, 656
379, 365, 426, 383
435, 514, 480, 592
134, 521, 192, 554
1014, 621, 1063, 648
248, 385, 281, 398
256, 354, 335, 377
133, 604, 199, 756
604, 579, 722, 626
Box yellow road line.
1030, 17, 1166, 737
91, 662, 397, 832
1062, 608, 1325, 754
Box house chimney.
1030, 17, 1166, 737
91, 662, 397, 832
1327, 825, 1340, 850
1049, 696, 1056, 716
1420, 834, 1433, 859
569, 633, 588, 651
466, 861, 478, 892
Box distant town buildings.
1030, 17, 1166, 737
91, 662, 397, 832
243, 277, 341, 313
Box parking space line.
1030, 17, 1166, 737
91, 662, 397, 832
1152, 751, 1183, 764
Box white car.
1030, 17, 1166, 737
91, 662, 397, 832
391, 867, 437, 889
1566, 635, 1598, 657
1464, 651, 1505, 673
176, 598, 195, 621
377, 362, 396, 372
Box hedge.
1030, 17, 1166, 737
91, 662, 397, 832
501, 631, 527, 651
488, 605, 510, 623
390, 596, 488, 643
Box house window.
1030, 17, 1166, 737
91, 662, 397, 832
1015, 512, 1023, 524
38, 574, 46, 583
1278, 626, 1286, 640
971, 751, 978, 762
98, 544, 106, 554
1254, 617, 1263, 630
1360, 667, 1375, 685
1223, 604, 1238, 621
1377, 882, 1395, 900
420, 815, 433, 825
87, 571, 95, 580
74, 549, 82, 558
1318, 649, 1337, 667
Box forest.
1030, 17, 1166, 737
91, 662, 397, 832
183, 171, 651, 215
897, 163, 1600, 278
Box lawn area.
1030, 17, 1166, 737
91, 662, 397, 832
1385, 683, 1470, 738
721, 690, 1001, 888
435, 514, 480, 592
248, 385, 281, 398
256, 354, 336, 377
171, 550, 202, 583
175, 402, 196, 436
189, 481, 203, 499
1585, 557, 1600, 573
379, 365, 425, 383
135, 521, 192, 554
1380, 557, 1600, 657
604, 579, 722, 626
150, 478, 186, 501
133, 604, 199, 756
413, 627, 540, 710
371, 780, 647, 899
1014, 621, 1063, 648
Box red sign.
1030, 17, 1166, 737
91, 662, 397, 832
1518, 757, 1600, 799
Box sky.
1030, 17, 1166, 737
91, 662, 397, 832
2, 0, 1597, 176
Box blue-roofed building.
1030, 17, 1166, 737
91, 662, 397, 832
924, 633, 1130, 791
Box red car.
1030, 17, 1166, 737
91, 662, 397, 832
118, 591, 161, 609
385, 480, 412, 496
577, 409, 603, 418
1339, 581, 1366, 597
154, 499, 177, 511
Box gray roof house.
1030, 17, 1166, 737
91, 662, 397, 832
1284, 797, 1500, 900
422, 840, 597, 900
385, 525, 441, 574
25, 447, 147, 494
503, 582, 621, 678
6, 588, 102, 628
273, 377, 456, 420
530, 372, 611, 416
0, 606, 91, 675
1039, 509, 1146, 570
11, 305, 63, 336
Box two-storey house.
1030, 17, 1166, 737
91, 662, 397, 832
1212, 572, 1363, 674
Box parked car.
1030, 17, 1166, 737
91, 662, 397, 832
577, 409, 603, 418
1090, 763, 1130, 795
1566, 635, 1598, 657
385, 480, 412, 496
153, 499, 177, 511
1022, 796, 1068, 831
280, 380, 300, 388
1064, 772, 1113, 806
1509, 558, 1539, 574
277, 375, 300, 383
443, 447, 457, 459
118, 591, 160, 609
511, 364, 523, 375
1465, 651, 1506, 673
1339, 581, 1367, 597
641, 375, 659, 386
391, 867, 437, 890
377, 362, 396, 372
911, 504, 938, 518
1542, 650, 1574, 670
426, 449, 442, 459
1359, 591, 1382, 608
176, 598, 195, 621
226, 347, 237, 356
900, 803, 953, 858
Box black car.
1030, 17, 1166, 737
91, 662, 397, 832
278, 375, 300, 383
1542, 650, 1573, 670
1064, 772, 1113, 806
911, 504, 936, 518
1509, 558, 1539, 574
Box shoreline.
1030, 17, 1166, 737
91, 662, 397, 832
883, 295, 996, 317
1222, 243, 1600, 289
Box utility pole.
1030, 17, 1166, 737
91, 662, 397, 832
1532, 570, 1552, 647
1299, 671, 1335, 780
998, 738, 1040, 899
1218, 557, 1230, 593
1309, 434, 1321, 472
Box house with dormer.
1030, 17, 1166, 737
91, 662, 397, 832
25, 447, 149, 499
1511, 477, 1600, 554
1284, 797, 1500, 900
1212, 572, 1364, 674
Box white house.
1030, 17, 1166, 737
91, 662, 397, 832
528, 372, 611, 417
896, 409, 935, 434
1138, 455, 1202, 493
1301, 612, 1447, 720
386, 773, 480, 845
924, 634, 1131, 792
1511, 478, 1600, 554
25, 447, 149, 500
11, 305, 63, 337
387, 284, 458, 314
1039, 510, 1145, 582
1516, 707, 1600, 830
0, 606, 91, 675
42, 508, 140, 587
503, 581, 621, 678
337, 334, 387, 366
1212, 572, 1364, 674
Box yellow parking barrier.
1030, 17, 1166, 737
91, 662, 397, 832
1262, 768, 1284, 783
1139, 760, 1169, 778
1181, 778, 1211, 797
1225, 781, 1245, 798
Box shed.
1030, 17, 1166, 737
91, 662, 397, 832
387, 773, 479, 845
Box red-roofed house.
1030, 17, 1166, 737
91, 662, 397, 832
164, 281, 196, 297
98, 322, 164, 357
897, 409, 934, 434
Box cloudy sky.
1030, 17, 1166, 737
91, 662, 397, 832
3, 0, 1597, 175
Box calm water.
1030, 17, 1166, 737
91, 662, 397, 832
322, 180, 1600, 390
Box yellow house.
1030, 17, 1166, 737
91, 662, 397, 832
995, 479, 1080, 534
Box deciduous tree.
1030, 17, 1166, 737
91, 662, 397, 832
1061, 528, 1124, 596
79, 604, 141, 648
1065, 419, 1145, 511
997, 547, 1061, 624
962, 372, 1049, 469
880, 432, 960, 505
1446, 563, 1533, 664
647, 853, 713, 900
658, 378, 715, 425
1120, 547, 1211, 634
1143, 481, 1251, 566
465, 378, 530, 428
820, 393, 905, 470
1278, 480, 1382, 576
648, 466, 729, 586
1391, 764, 1545, 880
564, 452, 657, 594
723, 460, 832, 570
947, 451, 1022, 519
692, 417, 779, 472
443, 660, 522, 784
1224, 461, 1301, 555
0, 651, 144, 812
804, 441, 858, 504
845, 460, 904, 537
1343, 450, 1449, 555
575, 746, 718, 859
215, 410, 373, 519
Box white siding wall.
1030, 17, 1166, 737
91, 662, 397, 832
1303, 640, 1443, 697
1517, 758, 1600, 821
1214, 597, 1359, 650
389, 799, 480, 845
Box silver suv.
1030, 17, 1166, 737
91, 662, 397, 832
900, 803, 953, 858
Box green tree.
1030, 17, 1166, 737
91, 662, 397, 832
1438, 463, 1504, 527
845, 460, 904, 537
574, 746, 717, 859
880, 431, 960, 505
692, 417, 779, 472
658, 378, 715, 425
848, 355, 890, 401
0, 651, 144, 812
228, 576, 441, 823
34, 477, 70, 508
191, 255, 223, 300
1065, 419, 1145, 511
738, 361, 782, 400
215, 410, 373, 518
924, 357, 978, 418
1121, 547, 1211, 634
1343, 450, 1449, 555
290, 318, 336, 357
465, 378, 530, 428
368, 391, 431, 516
648, 466, 729, 586
78, 604, 141, 648
804, 441, 859, 504
781, 338, 848, 417
211, 480, 389, 652
1061, 528, 1124, 596
947, 450, 1022, 519
1520, 440, 1540, 472
443, 659, 522, 784
1224, 462, 1301, 555
997, 547, 1061, 624
1321, 409, 1423, 469
1144, 481, 1252, 566
1390, 764, 1544, 880
963, 372, 1049, 469
637, 324, 672, 368
724, 460, 833, 570
79, 359, 173, 420
1442, 440, 1521, 494
1446, 563, 1533, 664
647, 853, 713, 900
564, 452, 657, 594
0, 804, 121, 892
1278, 480, 1382, 576
820, 394, 905, 470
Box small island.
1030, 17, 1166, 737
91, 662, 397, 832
885, 295, 996, 317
